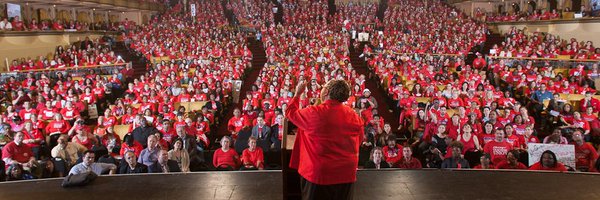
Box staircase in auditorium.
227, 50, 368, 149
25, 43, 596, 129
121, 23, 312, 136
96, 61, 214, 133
215, 37, 267, 137
349, 41, 401, 137
465, 31, 505, 66
113, 42, 148, 78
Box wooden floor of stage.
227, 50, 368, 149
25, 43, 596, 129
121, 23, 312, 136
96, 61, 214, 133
1, 170, 600, 200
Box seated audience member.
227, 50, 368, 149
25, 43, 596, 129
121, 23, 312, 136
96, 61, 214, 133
120, 134, 144, 157
168, 138, 190, 172
69, 122, 98, 150
51, 135, 87, 167
21, 120, 45, 159
45, 114, 71, 147
543, 128, 568, 144
2, 132, 37, 171
213, 136, 240, 170
529, 150, 568, 172
241, 137, 264, 170
138, 135, 160, 166
228, 108, 250, 139
495, 150, 528, 170
251, 116, 271, 150
382, 135, 403, 166
364, 147, 391, 169
119, 151, 148, 174
395, 146, 422, 169
132, 117, 159, 148
572, 130, 598, 172
473, 153, 494, 169
484, 129, 513, 164
69, 150, 117, 175
441, 141, 470, 169
172, 126, 203, 170
5, 163, 35, 181
148, 149, 181, 173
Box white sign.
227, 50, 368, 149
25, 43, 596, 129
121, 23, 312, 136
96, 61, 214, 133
88, 104, 99, 119
528, 143, 575, 169
6, 3, 22, 19
190, 4, 197, 17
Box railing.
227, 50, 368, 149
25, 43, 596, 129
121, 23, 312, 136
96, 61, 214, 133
0, 63, 127, 84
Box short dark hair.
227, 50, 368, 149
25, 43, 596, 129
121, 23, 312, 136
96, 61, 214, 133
449, 141, 464, 150
84, 150, 95, 156
325, 80, 350, 102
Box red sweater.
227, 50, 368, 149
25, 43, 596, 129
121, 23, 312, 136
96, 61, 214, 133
241, 147, 264, 169
213, 148, 240, 169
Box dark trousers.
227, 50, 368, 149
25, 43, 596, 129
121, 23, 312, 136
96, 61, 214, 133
300, 177, 354, 200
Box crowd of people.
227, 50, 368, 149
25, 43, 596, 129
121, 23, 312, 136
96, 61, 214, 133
361, 0, 600, 172
489, 26, 600, 59
8, 36, 125, 72
2, 0, 600, 182
0, 16, 130, 32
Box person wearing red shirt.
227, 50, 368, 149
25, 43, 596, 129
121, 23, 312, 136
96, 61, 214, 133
382, 136, 403, 166
394, 146, 422, 169
60, 102, 80, 121
484, 128, 513, 164
495, 150, 528, 170
120, 134, 144, 157
572, 131, 598, 172
241, 137, 265, 170
2, 132, 36, 170
580, 92, 600, 112
45, 114, 72, 147
213, 136, 240, 170
287, 80, 363, 199
18, 101, 37, 121
227, 108, 250, 138
529, 150, 568, 172
21, 121, 45, 159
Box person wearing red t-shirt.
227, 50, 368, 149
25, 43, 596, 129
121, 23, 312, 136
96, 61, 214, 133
382, 136, 403, 166
227, 108, 250, 138
45, 114, 72, 147
529, 150, 568, 172
484, 128, 513, 164
495, 149, 528, 170
241, 137, 265, 170
286, 80, 363, 198
572, 131, 598, 172
2, 132, 36, 170
120, 134, 144, 157
213, 136, 240, 170
18, 101, 38, 121
21, 121, 45, 159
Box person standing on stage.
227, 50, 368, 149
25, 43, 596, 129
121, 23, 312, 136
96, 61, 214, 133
287, 79, 364, 200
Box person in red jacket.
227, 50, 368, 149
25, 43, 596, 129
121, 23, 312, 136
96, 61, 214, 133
529, 150, 568, 172
287, 80, 363, 200
212, 136, 240, 170
382, 136, 403, 166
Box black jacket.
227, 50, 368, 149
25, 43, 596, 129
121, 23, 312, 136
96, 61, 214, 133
119, 163, 148, 174
148, 160, 181, 173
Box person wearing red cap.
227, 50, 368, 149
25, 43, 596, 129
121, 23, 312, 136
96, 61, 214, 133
287, 79, 363, 200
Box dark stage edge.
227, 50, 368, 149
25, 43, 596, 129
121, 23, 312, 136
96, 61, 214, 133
2, 170, 600, 200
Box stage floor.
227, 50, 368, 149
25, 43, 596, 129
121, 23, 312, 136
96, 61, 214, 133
1, 170, 600, 200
